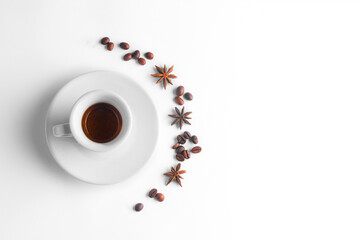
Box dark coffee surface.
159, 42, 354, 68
81, 103, 122, 143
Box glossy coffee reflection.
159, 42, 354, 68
81, 103, 122, 143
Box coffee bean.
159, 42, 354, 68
191, 135, 198, 144
172, 143, 180, 149
132, 50, 140, 59
174, 96, 184, 105
148, 188, 157, 198
155, 193, 165, 202
123, 53, 132, 61
138, 58, 146, 65
119, 42, 130, 50
145, 52, 154, 60
184, 92, 193, 101
183, 131, 191, 139
182, 150, 190, 159
176, 146, 185, 154
176, 86, 185, 96
177, 135, 186, 144
134, 203, 144, 212
101, 37, 110, 45
191, 146, 202, 153
106, 42, 114, 51
176, 154, 185, 161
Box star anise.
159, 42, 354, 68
168, 107, 192, 129
164, 163, 186, 187
151, 65, 177, 90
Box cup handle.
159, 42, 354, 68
53, 123, 72, 137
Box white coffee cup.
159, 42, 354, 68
53, 90, 132, 152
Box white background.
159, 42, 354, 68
0, 0, 360, 239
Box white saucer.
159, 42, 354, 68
45, 71, 159, 184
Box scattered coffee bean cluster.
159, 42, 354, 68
172, 131, 201, 161
101, 37, 114, 51
134, 188, 165, 212
149, 188, 165, 202
100, 37, 154, 66
174, 86, 193, 105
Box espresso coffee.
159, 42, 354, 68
81, 103, 122, 143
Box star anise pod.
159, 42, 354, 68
164, 163, 186, 187
151, 65, 177, 90
168, 107, 192, 129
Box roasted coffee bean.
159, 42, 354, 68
183, 131, 191, 139
145, 52, 154, 60
123, 53, 132, 61
155, 193, 165, 202
138, 58, 146, 65
177, 135, 186, 144
172, 143, 180, 149
184, 92, 193, 101
101, 37, 110, 45
148, 188, 157, 198
191, 146, 202, 153
106, 42, 114, 51
191, 135, 198, 144
176, 86, 185, 96
132, 50, 140, 59
182, 150, 190, 159
176, 154, 185, 161
134, 203, 144, 212
176, 146, 185, 154
174, 96, 184, 105
119, 42, 130, 50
